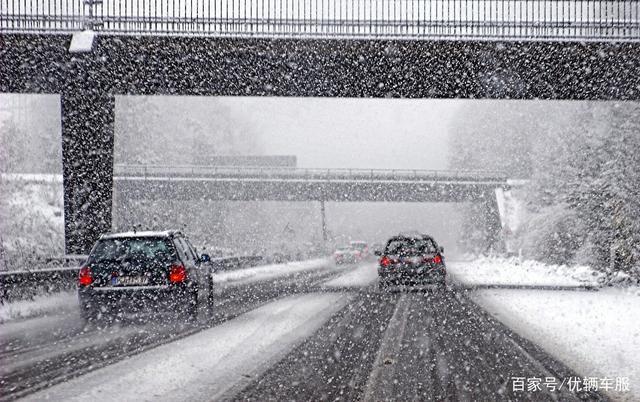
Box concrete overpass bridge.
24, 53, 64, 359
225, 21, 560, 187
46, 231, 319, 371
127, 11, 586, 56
113, 164, 509, 243
113, 164, 508, 202
1, 0, 639, 253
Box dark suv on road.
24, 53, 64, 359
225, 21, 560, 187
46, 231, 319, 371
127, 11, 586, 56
375, 234, 446, 289
78, 230, 212, 322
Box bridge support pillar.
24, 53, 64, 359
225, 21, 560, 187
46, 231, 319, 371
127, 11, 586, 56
61, 91, 115, 254
482, 192, 504, 254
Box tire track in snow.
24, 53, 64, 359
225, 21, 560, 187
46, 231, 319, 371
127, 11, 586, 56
0, 261, 358, 401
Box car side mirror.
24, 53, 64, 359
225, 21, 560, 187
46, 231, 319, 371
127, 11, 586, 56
374, 250, 382, 256
200, 253, 211, 263
439, 246, 444, 253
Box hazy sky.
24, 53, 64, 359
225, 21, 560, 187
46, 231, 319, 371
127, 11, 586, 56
218, 97, 463, 170
1, 94, 462, 171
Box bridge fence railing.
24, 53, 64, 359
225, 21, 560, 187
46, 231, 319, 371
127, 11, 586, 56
113, 164, 509, 182
1, 0, 639, 41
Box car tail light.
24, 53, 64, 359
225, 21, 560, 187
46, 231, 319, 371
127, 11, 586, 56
78, 266, 93, 286
380, 256, 391, 267
423, 255, 443, 264
169, 264, 187, 283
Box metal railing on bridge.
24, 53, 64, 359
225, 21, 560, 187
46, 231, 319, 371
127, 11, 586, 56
1, 0, 639, 41
113, 164, 508, 183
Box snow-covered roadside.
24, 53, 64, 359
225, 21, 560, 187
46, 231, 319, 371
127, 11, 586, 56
0, 173, 63, 183
27, 293, 350, 402
448, 257, 603, 287
472, 288, 640, 401
0, 291, 77, 324
211, 257, 332, 285
322, 262, 378, 288
0, 173, 65, 259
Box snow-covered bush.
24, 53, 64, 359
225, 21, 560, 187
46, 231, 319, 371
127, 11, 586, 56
517, 204, 584, 266
0, 176, 65, 271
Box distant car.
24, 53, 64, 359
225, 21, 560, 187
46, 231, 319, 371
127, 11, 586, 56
77, 230, 212, 322
349, 241, 369, 258
375, 234, 446, 288
334, 246, 361, 264
371, 242, 385, 255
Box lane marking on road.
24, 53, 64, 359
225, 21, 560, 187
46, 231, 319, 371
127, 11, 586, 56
4, 268, 345, 401
455, 293, 567, 401
362, 293, 411, 402
321, 262, 379, 289
23, 293, 350, 402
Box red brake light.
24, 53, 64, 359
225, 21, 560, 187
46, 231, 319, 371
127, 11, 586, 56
78, 266, 93, 286
422, 255, 443, 264
380, 256, 391, 267
169, 264, 187, 283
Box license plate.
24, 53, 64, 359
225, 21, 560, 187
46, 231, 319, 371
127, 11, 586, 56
114, 276, 149, 286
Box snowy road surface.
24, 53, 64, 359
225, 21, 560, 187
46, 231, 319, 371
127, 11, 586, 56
473, 288, 640, 402
27, 294, 350, 402
1, 258, 628, 401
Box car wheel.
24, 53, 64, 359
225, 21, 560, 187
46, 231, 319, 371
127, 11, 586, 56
379, 278, 388, 291
80, 306, 98, 323
206, 278, 215, 316
187, 290, 199, 323
79, 298, 101, 323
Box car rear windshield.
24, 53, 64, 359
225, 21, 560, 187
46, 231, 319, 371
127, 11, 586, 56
89, 237, 176, 263
385, 238, 437, 256
350, 243, 367, 251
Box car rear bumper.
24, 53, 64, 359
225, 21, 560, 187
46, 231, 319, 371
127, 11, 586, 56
78, 285, 193, 313
378, 265, 446, 283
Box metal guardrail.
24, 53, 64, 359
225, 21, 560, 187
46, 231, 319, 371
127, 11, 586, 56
208, 255, 264, 271
0, 266, 80, 303
113, 164, 509, 182
0, 255, 263, 302
1, 0, 639, 41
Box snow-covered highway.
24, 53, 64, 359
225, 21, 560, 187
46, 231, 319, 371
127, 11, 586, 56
1, 258, 637, 401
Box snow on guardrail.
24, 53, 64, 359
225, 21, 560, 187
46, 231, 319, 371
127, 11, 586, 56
0, 255, 264, 303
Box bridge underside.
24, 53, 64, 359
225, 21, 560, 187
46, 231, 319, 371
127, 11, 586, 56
2, 33, 638, 252
2, 34, 640, 99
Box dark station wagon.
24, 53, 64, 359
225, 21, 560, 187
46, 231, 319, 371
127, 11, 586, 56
77, 230, 212, 322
